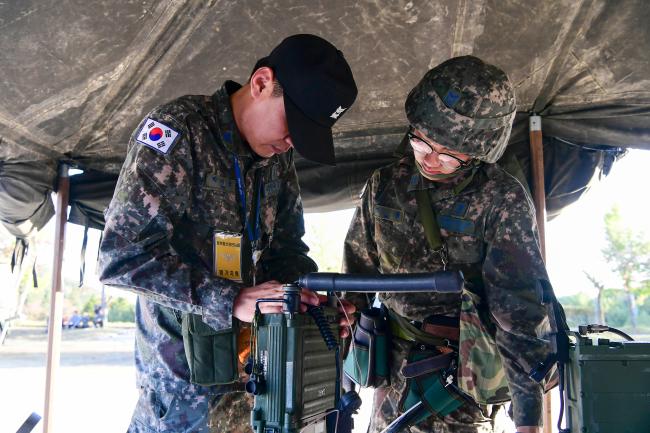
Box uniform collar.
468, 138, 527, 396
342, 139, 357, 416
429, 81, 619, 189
212, 81, 277, 168
405, 155, 480, 197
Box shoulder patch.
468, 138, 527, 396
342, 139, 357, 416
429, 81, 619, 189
374, 205, 403, 223
136, 118, 180, 155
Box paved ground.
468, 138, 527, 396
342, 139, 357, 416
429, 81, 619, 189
2, 325, 552, 433
0, 325, 137, 433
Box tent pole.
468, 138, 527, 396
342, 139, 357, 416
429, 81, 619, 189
529, 115, 546, 257
43, 164, 70, 433
529, 115, 551, 433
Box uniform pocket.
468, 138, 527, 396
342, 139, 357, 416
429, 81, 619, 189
445, 234, 484, 264
375, 218, 410, 272
181, 313, 239, 385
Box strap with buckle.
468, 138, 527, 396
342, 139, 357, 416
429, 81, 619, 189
401, 351, 456, 378
388, 309, 450, 348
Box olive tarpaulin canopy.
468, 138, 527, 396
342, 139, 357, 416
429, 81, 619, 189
1, 0, 648, 240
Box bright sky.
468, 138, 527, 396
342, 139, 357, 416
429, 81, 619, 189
545, 148, 650, 296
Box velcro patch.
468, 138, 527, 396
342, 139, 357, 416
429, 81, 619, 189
136, 118, 180, 155
443, 89, 461, 108
205, 173, 235, 192
450, 201, 469, 218
374, 205, 403, 223
437, 214, 475, 235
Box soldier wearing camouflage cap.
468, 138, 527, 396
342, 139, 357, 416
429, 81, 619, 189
343, 56, 555, 433
99, 34, 357, 433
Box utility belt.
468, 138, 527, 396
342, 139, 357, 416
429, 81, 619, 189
389, 310, 471, 424
344, 299, 512, 429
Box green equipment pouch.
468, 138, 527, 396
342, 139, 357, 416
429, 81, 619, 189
457, 288, 511, 404
343, 307, 389, 387
399, 346, 466, 423
181, 312, 239, 385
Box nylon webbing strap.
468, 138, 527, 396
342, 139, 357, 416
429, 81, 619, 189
415, 189, 443, 252
452, 166, 478, 195
415, 166, 479, 254
388, 309, 449, 347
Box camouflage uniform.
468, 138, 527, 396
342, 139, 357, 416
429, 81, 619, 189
343, 57, 553, 432
99, 81, 317, 433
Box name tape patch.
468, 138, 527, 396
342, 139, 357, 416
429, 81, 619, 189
374, 205, 403, 223
437, 214, 475, 235
136, 118, 180, 155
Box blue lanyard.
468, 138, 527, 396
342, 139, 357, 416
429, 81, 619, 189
233, 155, 262, 242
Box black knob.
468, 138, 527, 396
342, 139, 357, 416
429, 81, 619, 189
246, 374, 266, 395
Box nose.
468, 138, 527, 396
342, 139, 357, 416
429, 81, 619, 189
282, 135, 293, 150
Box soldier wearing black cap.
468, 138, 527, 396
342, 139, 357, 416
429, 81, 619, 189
98, 34, 357, 433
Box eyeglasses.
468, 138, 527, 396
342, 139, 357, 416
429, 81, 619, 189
407, 130, 470, 169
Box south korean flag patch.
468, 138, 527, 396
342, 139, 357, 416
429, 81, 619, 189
136, 118, 180, 155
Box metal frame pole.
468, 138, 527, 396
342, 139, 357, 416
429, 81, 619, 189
43, 164, 70, 433
529, 115, 552, 433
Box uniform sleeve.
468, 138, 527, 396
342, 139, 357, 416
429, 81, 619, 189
483, 183, 552, 427
259, 157, 317, 283
98, 114, 243, 331
341, 172, 381, 310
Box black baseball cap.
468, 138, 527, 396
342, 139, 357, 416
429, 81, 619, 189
254, 34, 357, 165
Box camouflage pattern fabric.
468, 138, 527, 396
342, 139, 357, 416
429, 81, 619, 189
99, 81, 317, 432
209, 392, 254, 433
129, 386, 221, 433
405, 56, 517, 163
343, 154, 552, 430
458, 289, 510, 404
367, 338, 507, 433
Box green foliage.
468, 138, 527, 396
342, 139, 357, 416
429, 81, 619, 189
558, 293, 595, 329
107, 297, 135, 322
83, 294, 101, 315
602, 289, 632, 328
603, 205, 650, 283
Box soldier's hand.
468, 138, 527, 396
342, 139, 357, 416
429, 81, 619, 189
317, 294, 357, 338
233, 281, 320, 323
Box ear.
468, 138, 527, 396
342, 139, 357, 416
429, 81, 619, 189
249, 66, 275, 99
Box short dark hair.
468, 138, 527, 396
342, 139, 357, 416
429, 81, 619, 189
271, 79, 283, 97
247, 65, 283, 98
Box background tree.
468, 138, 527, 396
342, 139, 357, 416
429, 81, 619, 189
602, 205, 650, 331
584, 271, 606, 324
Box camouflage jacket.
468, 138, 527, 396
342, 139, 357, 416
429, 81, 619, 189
98, 81, 317, 394
343, 153, 552, 427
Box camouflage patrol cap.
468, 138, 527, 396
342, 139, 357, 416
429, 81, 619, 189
405, 56, 516, 163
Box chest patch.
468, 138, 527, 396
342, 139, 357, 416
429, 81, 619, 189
136, 118, 180, 155
437, 214, 475, 235
374, 205, 403, 223
450, 201, 469, 218
205, 173, 235, 192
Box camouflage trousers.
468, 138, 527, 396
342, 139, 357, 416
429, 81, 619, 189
129, 388, 254, 433
366, 338, 508, 433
